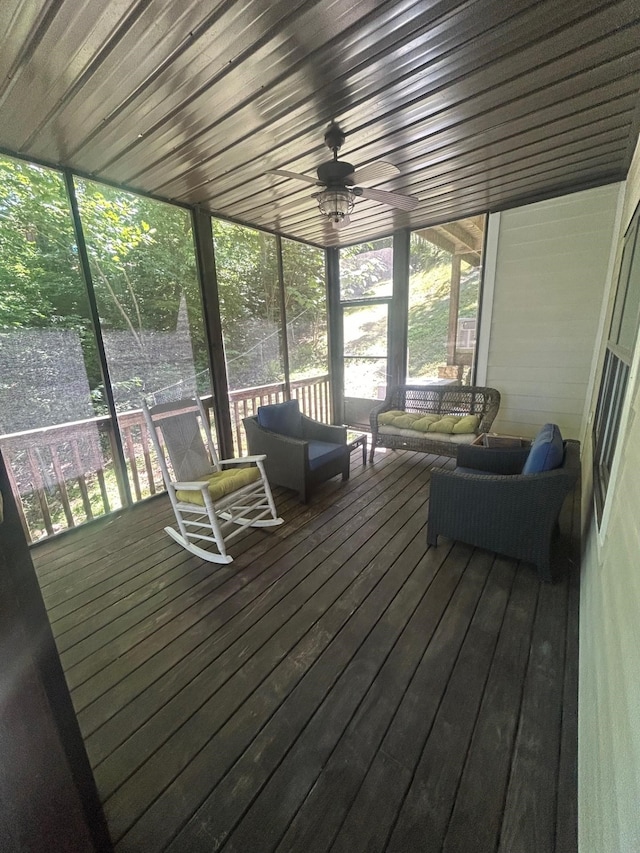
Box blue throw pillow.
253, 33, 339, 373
522, 423, 564, 474
257, 399, 302, 437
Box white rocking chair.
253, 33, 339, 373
143, 396, 283, 564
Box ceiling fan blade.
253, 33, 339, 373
267, 169, 318, 185
356, 185, 419, 211
348, 161, 400, 185
332, 214, 351, 230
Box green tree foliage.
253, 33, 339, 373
1, 155, 329, 405
407, 259, 480, 377
409, 230, 449, 273
76, 179, 208, 402
77, 180, 203, 335
0, 157, 210, 407
0, 158, 88, 330
213, 221, 282, 388
282, 239, 327, 378
339, 236, 393, 299
0, 157, 107, 407
213, 222, 327, 388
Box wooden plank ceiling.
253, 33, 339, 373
1, 0, 639, 247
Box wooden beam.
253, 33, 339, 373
390, 229, 410, 386
414, 227, 456, 256
192, 208, 234, 458
413, 220, 483, 266
326, 248, 343, 425
438, 221, 484, 253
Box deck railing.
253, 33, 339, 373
0, 374, 331, 544
229, 374, 331, 454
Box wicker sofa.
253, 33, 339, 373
369, 384, 501, 461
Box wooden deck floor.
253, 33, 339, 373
31, 448, 579, 853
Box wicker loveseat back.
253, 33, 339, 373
369, 384, 501, 461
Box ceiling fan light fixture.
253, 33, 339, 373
315, 187, 354, 222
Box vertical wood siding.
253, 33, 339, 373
486, 184, 620, 439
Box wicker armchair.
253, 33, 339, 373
427, 439, 580, 582
243, 400, 349, 503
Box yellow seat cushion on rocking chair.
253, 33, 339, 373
176, 466, 261, 505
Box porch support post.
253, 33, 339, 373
326, 247, 343, 425
63, 171, 132, 508
447, 253, 462, 366
390, 228, 410, 386
0, 449, 114, 852
276, 235, 291, 399
192, 208, 234, 458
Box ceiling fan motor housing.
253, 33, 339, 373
316, 160, 355, 186
324, 122, 346, 153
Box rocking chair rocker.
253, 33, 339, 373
143, 396, 283, 564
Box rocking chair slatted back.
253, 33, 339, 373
158, 410, 217, 482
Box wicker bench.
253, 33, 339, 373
369, 384, 501, 461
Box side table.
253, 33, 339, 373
346, 432, 368, 465
472, 432, 531, 449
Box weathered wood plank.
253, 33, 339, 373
328, 547, 494, 853
72, 451, 428, 716
135, 483, 444, 852
272, 544, 471, 853
28, 449, 578, 853
103, 457, 437, 844
498, 572, 569, 851
441, 562, 540, 853
89, 457, 432, 774
555, 488, 580, 853
386, 556, 517, 853
78, 456, 413, 748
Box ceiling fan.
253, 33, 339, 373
268, 122, 419, 228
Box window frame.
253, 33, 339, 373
593, 201, 640, 523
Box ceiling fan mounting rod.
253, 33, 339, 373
324, 122, 346, 160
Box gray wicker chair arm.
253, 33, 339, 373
243, 417, 307, 456
456, 443, 531, 474
430, 466, 574, 506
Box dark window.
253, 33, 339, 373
593, 202, 640, 520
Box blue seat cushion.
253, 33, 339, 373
257, 399, 302, 437
307, 440, 346, 471
521, 423, 564, 474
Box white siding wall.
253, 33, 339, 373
484, 185, 620, 439
480, 173, 640, 849
580, 138, 640, 853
